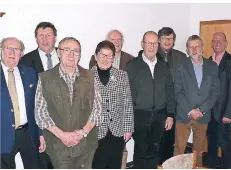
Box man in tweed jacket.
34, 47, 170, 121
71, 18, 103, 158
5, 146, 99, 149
91, 40, 134, 169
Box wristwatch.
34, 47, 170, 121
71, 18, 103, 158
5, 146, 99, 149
81, 129, 88, 138
199, 108, 205, 115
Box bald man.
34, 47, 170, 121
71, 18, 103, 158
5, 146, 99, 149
125, 31, 175, 169
207, 32, 231, 169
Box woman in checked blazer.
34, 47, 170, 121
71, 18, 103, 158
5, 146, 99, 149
91, 40, 134, 169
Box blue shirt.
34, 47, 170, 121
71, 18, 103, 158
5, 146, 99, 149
192, 62, 203, 88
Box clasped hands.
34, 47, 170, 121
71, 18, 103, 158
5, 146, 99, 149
188, 108, 203, 120
59, 129, 84, 147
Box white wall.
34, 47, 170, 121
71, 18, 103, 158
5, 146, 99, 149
189, 3, 231, 35
0, 3, 190, 68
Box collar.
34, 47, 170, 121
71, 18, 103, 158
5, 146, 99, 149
190, 56, 203, 66
1, 61, 18, 72
59, 64, 80, 79
142, 53, 157, 65
38, 48, 57, 56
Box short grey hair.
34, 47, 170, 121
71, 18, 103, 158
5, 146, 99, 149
106, 29, 124, 41
58, 37, 81, 52
0, 37, 25, 51
186, 35, 204, 48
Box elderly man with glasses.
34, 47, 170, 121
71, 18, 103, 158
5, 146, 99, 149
125, 31, 175, 169
35, 37, 103, 169
1, 37, 44, 169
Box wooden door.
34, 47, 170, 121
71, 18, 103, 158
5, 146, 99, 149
200, 20, 231, 58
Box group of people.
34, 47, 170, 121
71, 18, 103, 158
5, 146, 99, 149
1, 21, 231, 169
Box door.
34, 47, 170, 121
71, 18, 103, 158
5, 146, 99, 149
200, 20, 231, 58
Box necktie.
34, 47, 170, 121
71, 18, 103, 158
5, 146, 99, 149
46, 53, 53, 70
164, 53, 168, 62
8, 69, 20, 129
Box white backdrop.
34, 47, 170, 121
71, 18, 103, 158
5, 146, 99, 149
1, 1, 231, 167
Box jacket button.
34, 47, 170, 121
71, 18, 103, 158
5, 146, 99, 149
106, 99, 109, 102
12, 124, 15, 127
107, 109, 110, 112
11, 109, 14, 112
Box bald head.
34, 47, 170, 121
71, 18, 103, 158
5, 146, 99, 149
141, 31, 159, 61
211, 32, 228, 55
142, 31, 158, 42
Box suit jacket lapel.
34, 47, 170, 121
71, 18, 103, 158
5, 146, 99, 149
35, 49, 44, 72
18, 65, 29, 111
187, 58, 199, 90
1, 66, 12, 103
200, 58, 210, 91
218, 51, 228, 71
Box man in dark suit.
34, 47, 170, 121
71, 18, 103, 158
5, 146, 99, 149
207, 32, 231, 169
19, 22, 58, 168
174, 35, 220, 167
19, 22, 59, 73
1, 37, 45, 168
126, 31, 175, 169
89, 29, 133, 70
157, 27, 187, 163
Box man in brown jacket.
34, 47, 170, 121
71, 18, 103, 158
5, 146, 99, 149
35, 37, 102, 169
89, 30, 133, 70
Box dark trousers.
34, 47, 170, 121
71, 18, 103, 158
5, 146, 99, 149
39, 152, 53, 169
159, 120, 175, 164
1, 125, 40, 169
207, 116, 231, 169
92, 130, 125, 169
133, 110, 166, 169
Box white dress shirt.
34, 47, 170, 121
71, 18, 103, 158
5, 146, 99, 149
1, 62, 28, 125
38, 48, 59, 71
142, 54, 157, 78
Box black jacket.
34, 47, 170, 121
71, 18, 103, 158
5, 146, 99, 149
125, 50, 175, 117
158, 48, 187, 81
210, 51, 231, 122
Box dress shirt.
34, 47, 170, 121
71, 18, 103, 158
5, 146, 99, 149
1, 61, 28, 125
142, 54, 157, 78
38, 48, 59, 70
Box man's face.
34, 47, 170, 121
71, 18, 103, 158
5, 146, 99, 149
187, 40, 204, 59
141, 33, 159, 60
58, 40, 81, 69
36, 27, 56, 53
211, 33, 228, 55
1, 38, 23, 68
95, 48, 114, 70
159, 33, 175, 52
108, 31, 123, 53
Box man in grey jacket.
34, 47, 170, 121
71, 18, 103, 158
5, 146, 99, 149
174, 35, 220, 167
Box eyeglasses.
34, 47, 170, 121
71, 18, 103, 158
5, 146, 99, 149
211, 40, 225, 44
143, 41, 159, 47
161, 37, 174, 42
2, 46, 22, 53
110, 38, 123, 42
97, 52, 114, 59
59, 48, 80, 57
